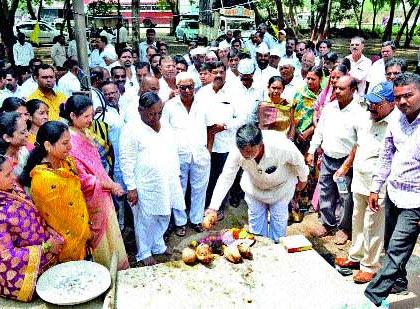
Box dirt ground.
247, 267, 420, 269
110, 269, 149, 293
123, 200, 350, 267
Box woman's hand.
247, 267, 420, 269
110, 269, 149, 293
111, 182, 125, 197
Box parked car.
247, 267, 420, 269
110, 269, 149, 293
175, 19, 199, 42
14, 20, 69, 45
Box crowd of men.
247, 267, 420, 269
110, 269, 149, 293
1, 22, 419, 307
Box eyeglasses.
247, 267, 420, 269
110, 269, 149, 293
178, 85, 194, 91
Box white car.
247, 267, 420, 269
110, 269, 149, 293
175, 20, 199, 42
14, 20, 69, 45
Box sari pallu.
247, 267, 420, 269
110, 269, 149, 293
69, 129, 129, 270
30, 157, 91, 262
0, 186, 62, 302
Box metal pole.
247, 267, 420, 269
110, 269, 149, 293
72, 0, 91, 89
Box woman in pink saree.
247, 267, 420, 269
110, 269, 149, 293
61, 95, 129, 270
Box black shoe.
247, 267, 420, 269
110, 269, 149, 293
217, 209, 225, 221
190, 223, 203, 233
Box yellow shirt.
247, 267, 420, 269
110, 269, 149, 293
30, 157, 91, 262
27, 88, 67, 121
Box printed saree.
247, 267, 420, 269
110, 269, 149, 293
0, 185, 62, 302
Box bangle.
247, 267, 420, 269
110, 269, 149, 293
41, 242, 52, 254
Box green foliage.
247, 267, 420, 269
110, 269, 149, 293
88, 0, 118, 15
156, 0, 171, 10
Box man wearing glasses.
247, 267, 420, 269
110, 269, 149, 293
334, 82, 395, 284
365, 73, 420, 304
163, 72, 210, 235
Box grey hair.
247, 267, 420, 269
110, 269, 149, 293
236, 124, 263, 149
385, 58, 407, 72
381, 40, 396, 50
350, 36, 365, 45
393, 72, 420, 89
138, 92, 161, 109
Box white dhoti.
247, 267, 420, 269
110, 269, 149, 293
132, 205, 170, 261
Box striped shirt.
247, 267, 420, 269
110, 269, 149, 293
371, 109, 420, 209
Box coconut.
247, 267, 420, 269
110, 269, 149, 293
195, 244, 213, 264
182, 247, 197, 265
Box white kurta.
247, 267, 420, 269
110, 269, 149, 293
119, 119, 186, 216
57, 71, 81, 97
208, 130, 309, 210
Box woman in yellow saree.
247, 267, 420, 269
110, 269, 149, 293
20, 121, 91, 262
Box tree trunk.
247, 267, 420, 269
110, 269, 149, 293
310, 0, 314, 29
132, 0, 140, 52
404, 5, 420, 47
371, 1, 379, 32
382, 0, 396, 41
37, 0, 43, 21
168, 0, 180, 36
0, 0, 20, 64
320, 0, 333, 39
395, 3, 416, 47
355, 0, 365, 31
26, 0, 37, 19
276, 0, 285, 30
310, 11, 321, 41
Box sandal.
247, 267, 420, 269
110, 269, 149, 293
175, 225, 186, 237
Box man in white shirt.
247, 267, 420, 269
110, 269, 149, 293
366, 41, 396, 92
346, 36, 372, 98
19, 58, 42, 99
120, 92, 185, 266
253, 43, 279, 91
158, 56, 177, 102
13, 33, 34, 69
234, 58, 263, 123
89, 37, 107, 68
139, 28, 157, 62
67, 33, 90, 60
109, 48, 139, 93
334, 82, 396, 283
57, 59, 81, 97
205, 124, 308, 241
188, 47, 207, 90
51, 35, 67, 68
279, 58, 304, 103
120, 75, 159, 124
100, 81, 127, 230
114, 22, 128, 50
0, 68, 23, 105
163, 72, 210, 234
269, 47, 281, 70
225, 49, 241, 83
196, 61, 246, 220
307, 76, 365, 243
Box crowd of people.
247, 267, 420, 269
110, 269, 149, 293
0, 23, 419, 307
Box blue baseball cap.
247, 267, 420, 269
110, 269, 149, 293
365, 81, 394, 104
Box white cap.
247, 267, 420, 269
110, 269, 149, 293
279, 58, 296, 68
218, 40, 231, 50
237, 58, 255, 75
190, 46, 208, 56
256, 42, 269, 55
279, 29, 286, 35
270, 47, 281, 57
205, 51, 217, 59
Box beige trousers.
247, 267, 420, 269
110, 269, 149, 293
348, 193, 385, 273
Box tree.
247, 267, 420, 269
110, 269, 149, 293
132, 0, 140, 52
0, 0, 20, 64
371, 0, 385, 32
404, 4, 420, 47
27, 0, 37, 19
395, 0, 417, 46
382, 0, 396, 41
